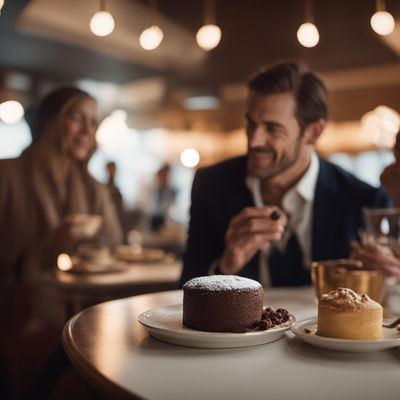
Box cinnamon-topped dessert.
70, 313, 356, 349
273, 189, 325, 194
183, 275, 263, 333
317, 287, 383, 340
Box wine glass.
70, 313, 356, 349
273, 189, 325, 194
363, 207, 400, 315
363, 208, 400, 256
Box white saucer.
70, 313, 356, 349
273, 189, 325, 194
138, 304, 295, 349
115, 246, 166, 263
64, 257, 128, 274
291, 318, 400, 352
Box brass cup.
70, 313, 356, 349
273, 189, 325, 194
311, 259, 384, 302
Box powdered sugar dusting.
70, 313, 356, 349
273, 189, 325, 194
183, 275, 262, 291
320, 287, 382, 311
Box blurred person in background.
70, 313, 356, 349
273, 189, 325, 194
0, 86, 123, 398
351, 130, 400, 277
149, 163, 177, 232
380, 130, 400, 207
106, 160, 124, 230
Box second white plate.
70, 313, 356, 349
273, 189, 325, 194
64, 257, 128, 274
138, 304, 295, 349
291, 318, 400, 352
115, 246, 166, 263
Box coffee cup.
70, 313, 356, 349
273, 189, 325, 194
65, 214, 103, 240
311, 259, 383, 302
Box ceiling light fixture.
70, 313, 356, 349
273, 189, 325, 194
297, 0, 319, 48
370, 0, 394, 36
140, 0, 164, 51
0, 1, 5, 15
196, 0, 221, 51
90, 0, 115, 37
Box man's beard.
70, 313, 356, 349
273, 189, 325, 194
247, 139, 303, 179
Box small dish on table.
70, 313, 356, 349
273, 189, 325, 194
291, 318, 400, 352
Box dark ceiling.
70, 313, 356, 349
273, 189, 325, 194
0, 0, 400, 131
155, 0, 400, 88
1, 0, 400, 94
0, 0, 156, 84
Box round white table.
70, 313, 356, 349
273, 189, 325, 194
63, 287, 400, 400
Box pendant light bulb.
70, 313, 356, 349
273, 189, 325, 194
370, 11, 395, 35
297, 22, 319, 48
140, 1, 163, 50
196, 24, 221, 51
197, 0, 221, 50
90, 1, 115, 37
90, 11, 114, 37
139, 25, 164, 50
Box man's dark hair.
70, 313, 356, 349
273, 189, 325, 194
247, 61, 328, 132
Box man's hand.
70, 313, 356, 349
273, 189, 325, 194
219, 207, 287, 275
351, 240, 400, 277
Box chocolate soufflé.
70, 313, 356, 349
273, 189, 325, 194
183, 275, 264, 333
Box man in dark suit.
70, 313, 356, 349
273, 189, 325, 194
180, 61, 391, 287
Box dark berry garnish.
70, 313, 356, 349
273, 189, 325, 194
248, 306, 291, 332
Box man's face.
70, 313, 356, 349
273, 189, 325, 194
246, 91, 306, 179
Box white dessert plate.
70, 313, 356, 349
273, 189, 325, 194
291, 318, 400, 352
138, 304, 295, 349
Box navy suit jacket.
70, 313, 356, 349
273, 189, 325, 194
180, 155, 391, 287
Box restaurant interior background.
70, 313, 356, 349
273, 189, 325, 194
1, 0, 400, 233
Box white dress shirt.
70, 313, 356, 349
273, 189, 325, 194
246, 151, 320, 286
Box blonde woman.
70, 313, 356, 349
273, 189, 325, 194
0, 87, 122, 281
0, 88, 123, 390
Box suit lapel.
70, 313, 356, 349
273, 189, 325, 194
312, 160, 343, 261
224, 157, 255, 220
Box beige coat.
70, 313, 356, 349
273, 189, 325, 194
0, 150, 123, 327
